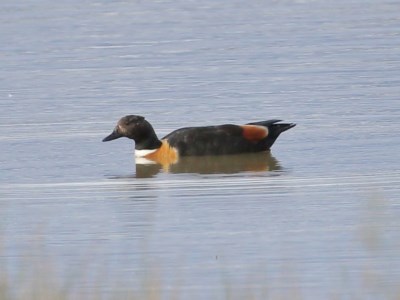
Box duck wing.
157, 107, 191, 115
162, 124, 269, 156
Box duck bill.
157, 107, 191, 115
102, 129, 123, 142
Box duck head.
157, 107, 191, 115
102, 115, 162, 150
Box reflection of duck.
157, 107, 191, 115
103, 115, 295, 167
135, 152, 281, 178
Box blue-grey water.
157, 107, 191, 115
1, 0, 400, 298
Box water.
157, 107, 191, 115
1, 0, 400, 298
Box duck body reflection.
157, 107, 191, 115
135, 151, 281, 178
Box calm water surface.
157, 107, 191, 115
1, 0, 400, 298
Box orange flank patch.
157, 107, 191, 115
241, 125, 269, 142
144, 140, 179, 169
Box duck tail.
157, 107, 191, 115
247, 120, 296, 150
269, 123, 296, 136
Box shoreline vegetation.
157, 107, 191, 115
1, 195, 399, 299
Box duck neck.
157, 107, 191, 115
134, 133, 162, 150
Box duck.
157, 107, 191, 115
103, 115, 295, 165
